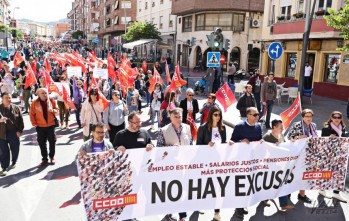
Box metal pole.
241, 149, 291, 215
5, 27, 8, 51
298, 0, 316, 103
123, 0, 127, 34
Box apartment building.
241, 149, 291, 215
0, 0, 10, 25
261, 0, 348, 101
171, 0, 265, 70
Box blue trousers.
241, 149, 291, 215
0, 130, 20, 169
263, 100, 274, 128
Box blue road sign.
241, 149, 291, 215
268, 42, 283, 60
207, 52, 220, 67
92, 38, 99, 44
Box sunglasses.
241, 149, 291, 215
213, 113, 221, 117
188, 94, 194, 96
249, 113, 260, 117
332, 116, 342, 119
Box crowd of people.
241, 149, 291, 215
0, 40, 348, 221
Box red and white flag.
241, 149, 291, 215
168, 65, 187, 91
165, 61, 171, 84
24, 64, 37, 89
215, 83, 237, 112
280, 93, 301, 130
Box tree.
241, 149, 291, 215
325, 2, 349, 51
123, 21, 161, 42
72, 30, 84, 39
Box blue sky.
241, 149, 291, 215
10, 0, 74, 22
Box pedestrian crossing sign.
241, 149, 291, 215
207, 52, 220, 67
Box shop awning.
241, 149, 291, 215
122, 39, 155, 49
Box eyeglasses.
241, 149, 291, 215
94, 131, 105, 134
249, 113, 260, 117
187, 94, 194, 97
332, 116, 342, 119
213, 113, 221, 117
129, 121, 142, 125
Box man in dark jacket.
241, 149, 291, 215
247, 69, 262, 115
236, 84, 256, 119
179, 88, 199, 123
0, 93, 24, 176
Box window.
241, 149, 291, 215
280, 5, 292, 20
114, 1, 119, 10
160, 0, 164, 4
318, 0, 332, 10
145, 2, 148, 9
297, 0, 304, 12
159, 16, 163, 29
324, 54, 340, 83
232, 14, 244, 31
169, 20, 173, 27
286, 53, 297, 78
106, 18, 111, 27
182, 16, 192, 32
152, 2, 155, 7
106, 5, 111, 14
195, 14, 205, 31
120, 17, 131, 24
121, 1, 131, 8
205, 13, 235, 31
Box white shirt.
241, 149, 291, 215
304, 66, 312, 77
211, 127, 222, 144
187, 100, 193, 111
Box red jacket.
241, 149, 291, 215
30, 97, 58, 127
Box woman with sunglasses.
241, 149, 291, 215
81, 89, 103, 141
199, 93, 218, 124
319, 111, 347, 202
196, 106, 226, 221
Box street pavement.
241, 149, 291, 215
0, 82, 348, 221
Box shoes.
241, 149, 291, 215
298, 193, 312, 203
22, 111, 28, 114
213, 213, 221, 221
235, 208, 244, 219
0, 169, 7, 176
332, 193, 347, 203
9, 163, 16, 169
281, 205, 295, 210
39, 160, 48, 167
50, 158, 55, 165
264, 200, 271, 207
65, 124, 70, 129
60, 123, 64, 129
319, 190, 331, 198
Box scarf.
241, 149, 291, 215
301, 120, 318, 138
330, 122, 343, 137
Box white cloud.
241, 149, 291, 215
11, 0, 74, 22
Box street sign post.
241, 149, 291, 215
268, 42, 283, 60
220, 54, 226, 65
92, 38, 99, 44
207, 52, 220, 67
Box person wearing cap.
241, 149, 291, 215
103, 90, 129, 143
260, 72, 277, 129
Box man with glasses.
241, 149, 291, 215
79, 122, 114, 155
113, 111, 153, 152
179, 88, 199, 123
236, 84, 256, 120
230, 107, 262, 219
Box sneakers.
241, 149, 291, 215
65, 124, 70, 129
39, 160, 48, 167
50, 158, 55, 165
9, 163, 16, 169
0, 169, 7, 176
60, 123, 65, 129
213, 213, 221, 221
235, 208, 245, 219
332, 193, 347, 203
281, 205, 295, 210
319, 190, 331, 199
298, 193, 312, 203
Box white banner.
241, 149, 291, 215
54, 82, 70, 96
76, 138, 349, 220
67, 66, 82, 78
93, 68, 108, 79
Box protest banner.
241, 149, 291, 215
67, 66, 82, 78
280, 93, 302, 130
76, 138, 349, 220
54, 82, 70, 96
93, 68, 109, 79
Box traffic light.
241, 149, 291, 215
213, 27, 223, 51
12, 29, 17, 38
224, 39, 231, 51
206, 33, 214, 48
186, 39, 191, 45
191, 37, 196, 46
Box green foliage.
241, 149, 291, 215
325, 1, 349, 51
0, 23, 8, 33
72, 30, 84, 39
123, 21, 161, 42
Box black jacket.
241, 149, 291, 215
321, 124, 347, 137
196, 123, 226, 145
236, 93, 256, 117
179, 98, 199, 123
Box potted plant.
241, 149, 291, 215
277, 15, 285, 21
293, 12, 304, 18
315, 9, 330, 16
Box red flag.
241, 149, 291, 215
44, 58, 52, 72
31, 60, 37, 74
24, 64, 37, 89
13, 52, 24, 68
168, 65, 187, 91
215, 83, 237, 112
142, 60, 147, 73
280, 93, 301, 130
186, 113, 198, 141
107, 52, 118, 68
97, 91, 109, 111
165, 61, 171, 84
148, 67, 164, 93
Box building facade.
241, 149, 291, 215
55, 23, 70, 38
0, 0, 10, 25
171, 0, 265, 71
261, 0, 348, 101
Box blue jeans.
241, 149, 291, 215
264, 100, 274, 128
146, 91, 151, 104
0, 130, 20, 169
74, 103, 82, 127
